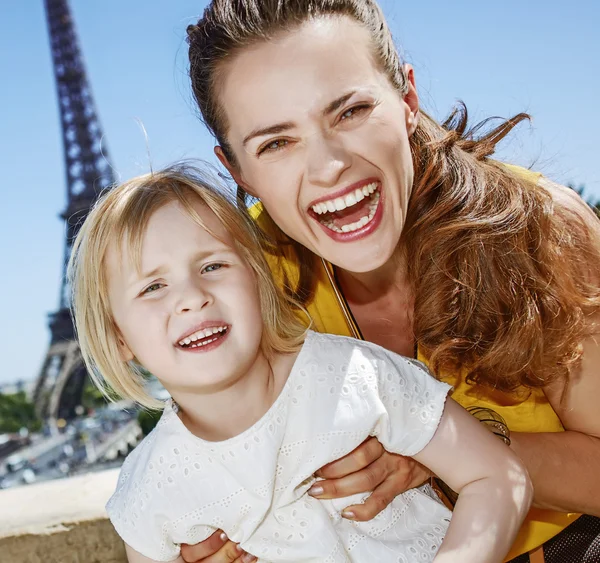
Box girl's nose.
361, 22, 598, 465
174, 280, 213, 314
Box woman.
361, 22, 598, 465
180, 1, 600, 562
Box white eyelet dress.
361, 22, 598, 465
106, 331, 452, 562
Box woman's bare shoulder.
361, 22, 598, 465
537, 176, 600, 235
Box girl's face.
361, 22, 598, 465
106, 200, 264, 395
217, 16, 419, 274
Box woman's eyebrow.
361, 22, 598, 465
242, 122, 295, 147
323, 91, 356, 115
241, 91, 357, 147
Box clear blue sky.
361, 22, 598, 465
1, 1, 599, 385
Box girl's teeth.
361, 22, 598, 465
179, 326, 227, 347
311, 183, 378, 215
189, 337, 218, 348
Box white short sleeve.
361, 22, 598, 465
105, 439, 181, 562
369, 350, 452, 457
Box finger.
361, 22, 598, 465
201, 542, 256, 563
315, 437, 384, 479
181, 530, 228, 561
341, 475, 402, 522
309, 454, 389, 499
342, 460, 432, 522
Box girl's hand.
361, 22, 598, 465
180, 530, 256, 563
307, 436, 431, 521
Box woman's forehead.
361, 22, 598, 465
219, 16, 384, 137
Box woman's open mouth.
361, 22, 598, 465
309, 181, 382, 238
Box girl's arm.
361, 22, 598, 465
125, 543, 184, 563
414, 399, 533, 563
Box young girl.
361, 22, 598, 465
68, 165, 532, 563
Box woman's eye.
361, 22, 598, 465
142, 283, 163, 295
340, 104, 371, 121
258, 139, 289, 155
202, 263, 224, 274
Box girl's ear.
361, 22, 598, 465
214, 146, 258, 198
116, 334, 134, 362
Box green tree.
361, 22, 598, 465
81, 379, 110, 411
0, 392, 42, 433
137, 408, 162, 436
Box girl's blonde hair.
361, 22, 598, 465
68, 164, 308, 409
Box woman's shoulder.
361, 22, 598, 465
538, 175, 600, 235
502, 163, 598, 231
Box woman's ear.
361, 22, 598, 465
214, 146, 257, 197
402, 64, 420, 135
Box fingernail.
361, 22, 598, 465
308, 485, 324, 496
342, 510, 355, 519
219, 532, 227, 542
236, 544, 244, 553
241, 554, 257, 563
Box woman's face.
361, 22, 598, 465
217, 16, 419, 274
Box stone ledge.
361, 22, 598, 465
0, 469, 126, 563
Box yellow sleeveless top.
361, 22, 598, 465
250, 165, 579, 560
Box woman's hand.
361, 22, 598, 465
307, 436, 431, 521
180, 530, 256, 563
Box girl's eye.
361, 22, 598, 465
258, 139, 289, 155
202, 263, 224, 274
142, 283, 163, 295
340, 104, 371, 122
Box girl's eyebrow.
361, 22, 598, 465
241, 90, 357, 147
130, 247, 233, 287
128, 264, 167, 289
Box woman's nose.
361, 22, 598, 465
306, 135, 352, 188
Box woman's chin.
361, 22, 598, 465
320, 243, 397, 275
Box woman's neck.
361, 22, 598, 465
171, 349, 297, 442
335, 244, 415, 357
336, 244, 409, 304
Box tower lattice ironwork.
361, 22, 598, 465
33, 0, 116, 422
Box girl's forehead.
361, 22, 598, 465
145, 200, 234, 250
112, 199, 234, 271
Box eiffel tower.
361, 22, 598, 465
33, 0, 116, 423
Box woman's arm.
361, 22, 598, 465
414, 399, 533, 563
508, 179, 600, 515
307, 437, 432, 520
510, 315, 600, 515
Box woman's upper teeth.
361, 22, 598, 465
179, 326, 226, 346
312, 182, 378, 215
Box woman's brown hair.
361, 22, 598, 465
187, 0, 600, 391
